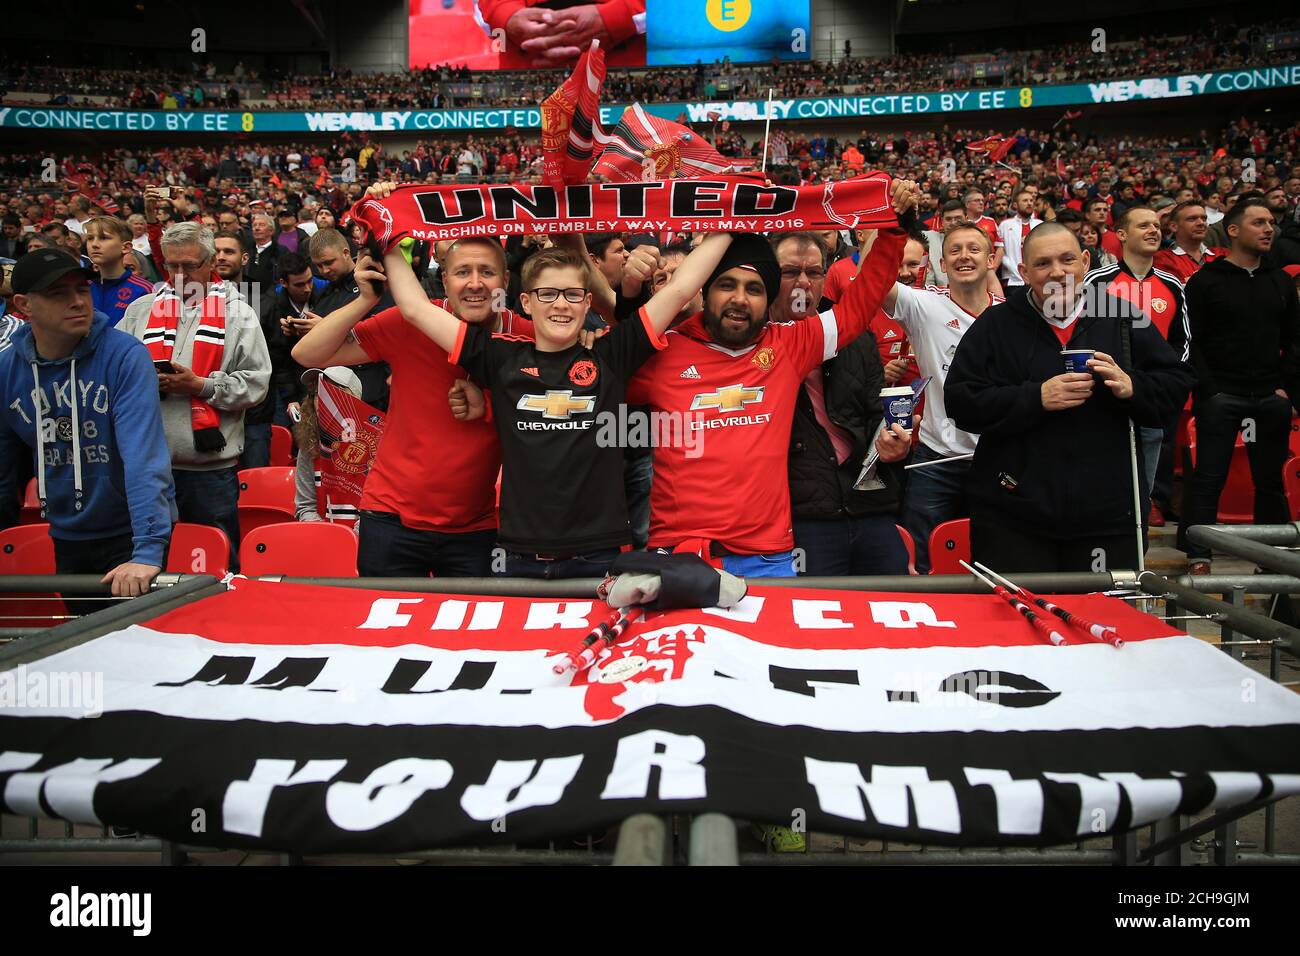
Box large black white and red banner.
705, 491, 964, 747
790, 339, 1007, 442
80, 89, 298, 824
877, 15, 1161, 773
345, 173, 896, 249
2, 582, 1298, 853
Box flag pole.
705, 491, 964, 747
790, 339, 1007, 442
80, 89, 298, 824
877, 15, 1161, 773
761, 87, 774, 173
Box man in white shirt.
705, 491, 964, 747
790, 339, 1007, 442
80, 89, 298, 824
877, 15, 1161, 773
996, 188, 1042, 288
881, 221, 1002, 572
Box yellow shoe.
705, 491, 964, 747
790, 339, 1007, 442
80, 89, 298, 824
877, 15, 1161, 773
751, 823, 806, 853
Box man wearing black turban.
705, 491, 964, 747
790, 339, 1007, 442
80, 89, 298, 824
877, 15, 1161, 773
625, 178, 922, 578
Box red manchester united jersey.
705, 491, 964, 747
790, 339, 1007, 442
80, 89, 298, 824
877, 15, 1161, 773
626, 227, 906, 555
627, 312, 837, 554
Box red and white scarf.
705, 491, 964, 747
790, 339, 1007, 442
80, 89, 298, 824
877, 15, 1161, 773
144, 280, 228, 452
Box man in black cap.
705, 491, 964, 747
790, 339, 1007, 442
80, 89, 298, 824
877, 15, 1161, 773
626, 180, 919, 577
0, 249, 175, 598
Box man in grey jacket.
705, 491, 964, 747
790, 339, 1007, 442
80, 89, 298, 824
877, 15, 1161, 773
120, 222, 271, 569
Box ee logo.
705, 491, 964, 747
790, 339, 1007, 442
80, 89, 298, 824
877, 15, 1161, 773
706, 0, 751, 32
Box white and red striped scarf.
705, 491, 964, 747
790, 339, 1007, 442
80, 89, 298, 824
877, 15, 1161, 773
144, 280, 227, 452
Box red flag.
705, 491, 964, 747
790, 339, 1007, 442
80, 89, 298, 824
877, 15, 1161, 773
592, 104, 752, 183
965, 134, 1017, 164
313, 379, 386, 527
541, 39, 608, 188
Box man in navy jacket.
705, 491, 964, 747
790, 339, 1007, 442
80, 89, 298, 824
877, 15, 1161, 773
946, 223, 1195, 573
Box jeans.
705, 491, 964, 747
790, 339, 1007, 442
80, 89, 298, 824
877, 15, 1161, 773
173, 467, 240, 572
240, 423, 271, 470
356, 510, 496, 577
793, 514, 909, 575
505, 548, 621, 580
624, 449, 653, 551
1182, 393, 1291, 560
271, 384, 297, 429
901, 442, 971, 574
721, 550, 797, 578
971, 512, 1138, 574
53, 532, 139, 617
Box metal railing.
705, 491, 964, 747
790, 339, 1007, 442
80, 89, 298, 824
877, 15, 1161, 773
2, 541, 1297, 865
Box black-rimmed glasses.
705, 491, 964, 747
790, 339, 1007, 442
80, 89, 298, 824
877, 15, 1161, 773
528, 287, 587, 303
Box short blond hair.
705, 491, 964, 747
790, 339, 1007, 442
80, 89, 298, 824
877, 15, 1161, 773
83, 215, 131, 242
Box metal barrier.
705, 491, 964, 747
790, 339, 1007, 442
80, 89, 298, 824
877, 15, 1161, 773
2, 553, 1297, 866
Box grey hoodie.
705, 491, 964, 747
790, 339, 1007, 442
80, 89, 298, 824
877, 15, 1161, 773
120, 280, 271, 471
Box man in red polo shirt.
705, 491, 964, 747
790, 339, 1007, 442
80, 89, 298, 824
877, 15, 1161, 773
1087, 198, 1124, 261
625, 179, 919, 576
963, 189, 1000, 250
1153, 201, 1226, 284
1085, 205, 1190, 527
293, 239, 530, 576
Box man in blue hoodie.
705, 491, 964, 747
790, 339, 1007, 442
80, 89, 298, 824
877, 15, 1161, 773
0, 249, 175, 597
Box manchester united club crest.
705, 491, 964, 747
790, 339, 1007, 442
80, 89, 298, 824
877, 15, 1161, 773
540, 85, 575, 153
332, 429, 381, 476
751, 346, 776, 371
1151, 298, 1168, 314
645, 141, 683, 179
569, 359, 598, 387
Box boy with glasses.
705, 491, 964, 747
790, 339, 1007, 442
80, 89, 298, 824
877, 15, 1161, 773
379, 235, 735, 579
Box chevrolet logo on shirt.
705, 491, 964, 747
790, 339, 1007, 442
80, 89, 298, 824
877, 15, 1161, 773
518, 390, 597, 420
690, 384, 765, 412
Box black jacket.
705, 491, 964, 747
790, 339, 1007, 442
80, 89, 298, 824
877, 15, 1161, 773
945, 285, 1195, 538
788, 329, 901, 520
249, 287, 317, 425
315, 270, 395, 412
1184, 256, 1300, 401
245, 240, 284, 294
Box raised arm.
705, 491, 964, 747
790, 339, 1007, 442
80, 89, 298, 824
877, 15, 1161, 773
829, 179, 918, 348
383, 247, 463, 353
642, 232, 734, 334
292, 253, 384, 368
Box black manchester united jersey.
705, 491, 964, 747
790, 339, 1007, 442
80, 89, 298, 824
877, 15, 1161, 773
451, 309, 666, 553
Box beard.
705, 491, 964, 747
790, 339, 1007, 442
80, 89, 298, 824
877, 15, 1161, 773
704, 302, 767, 347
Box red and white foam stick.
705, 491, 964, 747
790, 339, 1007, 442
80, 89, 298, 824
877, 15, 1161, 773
553, 608, 621, 674
962, 561, 1067, 647
564, 607, 647, 675
974, 561, 1123, 648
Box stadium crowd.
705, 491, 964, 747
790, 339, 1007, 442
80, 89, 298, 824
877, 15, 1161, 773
2, 20, 1300, 602
3, 17, 1296, 111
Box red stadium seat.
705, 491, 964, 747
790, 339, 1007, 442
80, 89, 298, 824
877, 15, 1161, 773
271, 425, 295, 466
895, 525, 917, 576
928, 519, 971, 575
19, 478, 41, 525
1285, 457, 1300, 521
241, 522, 358, 577
165, 523, 231, 577
0, 523, 69, 628
237, 467, 297, 543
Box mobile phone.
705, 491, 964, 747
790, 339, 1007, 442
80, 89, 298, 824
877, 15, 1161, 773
153, 360, 177, 374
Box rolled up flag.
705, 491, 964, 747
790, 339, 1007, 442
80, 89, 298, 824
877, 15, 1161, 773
541, 39, 610, 188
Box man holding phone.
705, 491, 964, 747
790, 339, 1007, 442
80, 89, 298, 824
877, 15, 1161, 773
258, 251, 320, 436
308, 228, 394, 410
120, 222, 271, 569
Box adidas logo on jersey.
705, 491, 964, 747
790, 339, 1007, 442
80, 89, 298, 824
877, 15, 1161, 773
882, 329, 897, 339
679, 365, 701, 379
946, 318, 961, 330
520, 367, 540, 377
